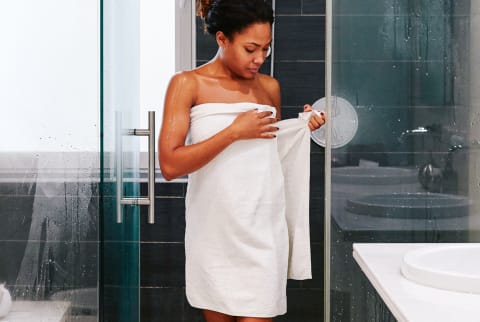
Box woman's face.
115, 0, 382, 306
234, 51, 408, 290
219, 22, 272, 79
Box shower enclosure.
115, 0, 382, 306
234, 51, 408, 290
326, 0, 480, 320
0, 0, 152, 320
2, 0, 479, 321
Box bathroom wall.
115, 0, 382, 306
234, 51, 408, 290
140, 0, 327, 321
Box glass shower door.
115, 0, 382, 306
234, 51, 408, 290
101, 1, 155, 321
327, 1, 476, 321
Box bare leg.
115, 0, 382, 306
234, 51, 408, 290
236, 317, 273, 322
203, 310, 235, 322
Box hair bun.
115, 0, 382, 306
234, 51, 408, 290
196, 0, 214, 18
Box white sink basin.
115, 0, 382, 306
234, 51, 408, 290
401, 244, 480, 294
345, 192, 470, 219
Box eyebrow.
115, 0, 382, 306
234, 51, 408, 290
245, 42, 272, 47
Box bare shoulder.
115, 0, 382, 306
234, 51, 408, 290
166, 70, 198, 107
258, 73, 280, 92
169, 70, 197, 90
257, 73, 281, 108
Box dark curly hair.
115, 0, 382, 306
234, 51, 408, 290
196, 0, 274, 38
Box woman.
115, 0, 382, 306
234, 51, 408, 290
159, 0, 325, 321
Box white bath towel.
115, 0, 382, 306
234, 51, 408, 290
185, 102, 312, 317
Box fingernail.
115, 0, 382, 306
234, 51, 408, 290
320, 111, 325, 116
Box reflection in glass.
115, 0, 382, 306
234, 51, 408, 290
330, 0, 479, 320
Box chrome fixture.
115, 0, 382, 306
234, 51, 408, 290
398, 126, 429, 144
116, 111, 156, 224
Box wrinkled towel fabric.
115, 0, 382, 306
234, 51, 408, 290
185, 102, 312, 317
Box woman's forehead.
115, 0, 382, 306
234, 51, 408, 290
233, 22, 272, 43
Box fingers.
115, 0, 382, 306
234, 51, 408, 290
236, 109, 278, 139
309, 113, 326, 131
256, 110, 275, 119
253, 111, 278, 129
304, 104, 313, 112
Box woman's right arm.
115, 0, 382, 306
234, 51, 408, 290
158, 72, 278, 181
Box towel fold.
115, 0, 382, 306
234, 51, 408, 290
185, 102, 312, 317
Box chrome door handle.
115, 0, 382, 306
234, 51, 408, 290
116, 111, 155, 224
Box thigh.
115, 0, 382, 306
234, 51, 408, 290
236, 317, 273, 322
203, 309, 235, 322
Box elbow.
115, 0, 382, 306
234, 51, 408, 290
159, 163, 179, 181
158, 152, 176, 181
158, 149, 186, 181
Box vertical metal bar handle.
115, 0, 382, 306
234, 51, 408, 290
147, 111, 155, 224
117, 111, 156, 224
116, 112, 124, 224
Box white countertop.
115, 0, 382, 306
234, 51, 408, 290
0, 301, 70, 322
352, 243, 480, 322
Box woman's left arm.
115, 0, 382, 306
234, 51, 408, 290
303, 104, 326, 131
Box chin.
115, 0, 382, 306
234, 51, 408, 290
243, 71, 258, 79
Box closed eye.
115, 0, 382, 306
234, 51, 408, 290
244, 45, 271, 56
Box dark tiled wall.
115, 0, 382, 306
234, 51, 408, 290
0, 180, 98, 311
140, 1, 327, 321
331, 0, 471, 170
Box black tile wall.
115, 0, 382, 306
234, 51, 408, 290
303, 0, 326, 14
276, 62, 325, 107
0, 180, 99, 304
140, 287, 185, 322
0, 195, 34, 241
0, 241, 31, 285
275, 0, 302, 15
140, 197, 186, 242
274, 16, 325, 61
140, 242, 185, 288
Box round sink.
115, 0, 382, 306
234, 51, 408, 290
401, 244, 480, 294
332, 166, 418, 185
345, 192, 469, 219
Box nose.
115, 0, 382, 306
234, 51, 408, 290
253, 52, 266, 65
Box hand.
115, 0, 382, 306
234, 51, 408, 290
304, 104, 326, 131
228, 109, 279, 140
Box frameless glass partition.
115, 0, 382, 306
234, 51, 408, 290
329, 0, 480, 320
0, 0, 100, 320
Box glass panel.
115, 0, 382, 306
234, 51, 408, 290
101, 0, 141, 321
0, 0, 99, 321
330, 0, 479, 320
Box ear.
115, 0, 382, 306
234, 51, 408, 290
216, 31, 228, 48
